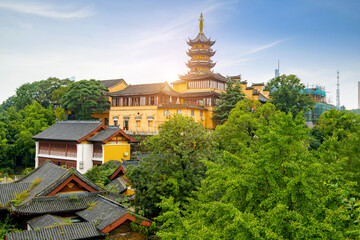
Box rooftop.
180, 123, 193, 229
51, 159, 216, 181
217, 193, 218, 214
109, 82, 179, 97
32, 120, 104, 142
101, 79, 127, 89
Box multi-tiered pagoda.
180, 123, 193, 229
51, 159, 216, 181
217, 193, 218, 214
186, 13, 216, 73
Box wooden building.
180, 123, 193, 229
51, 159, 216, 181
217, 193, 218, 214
32, 120, 134, 174
103, 14, 269, 132
1, 161, 151, 240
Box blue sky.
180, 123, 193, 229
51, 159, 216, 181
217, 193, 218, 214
0, 0, 359, 109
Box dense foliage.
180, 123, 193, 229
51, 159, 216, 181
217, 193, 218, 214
85, 161, 119, 187
212, 78, 245, 124
127, 115, 216, 218
150, 101, 360, 239
266, 74, 314, 117
0, 214, 21, 240
60, 79, 110, 120
0, 77, 109, 172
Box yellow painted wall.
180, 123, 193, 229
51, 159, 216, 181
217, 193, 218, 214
172, 83, 187, 92
103, 144, 131, 162
108, 81, 127, 93
252, 85, 264, 92
92, 112, 109, 125
109, 106, 159, 132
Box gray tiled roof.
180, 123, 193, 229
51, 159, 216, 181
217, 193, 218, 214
258, 94, 269, 103
106, 177, 127, 194
0, 161, 67, 208
117, 160, 139, 171
76, 196, 129, 231
187, 32, 215, 46
101, 79, 126, 89
88, 126, 119, 142
6, 222, 103, 240
12, 192, 99, 214
36, 168, 104, 197
178, 71, 227, 82
252, 82, 265, 86
32, 120, 103, 141
88, 126, 134, 142
0, 182, 31, 209
109, 82, 179, 97
28, 214, 66, 230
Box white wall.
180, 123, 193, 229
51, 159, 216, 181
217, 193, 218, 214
35, 141, 39, 168
76, 143, 94, 174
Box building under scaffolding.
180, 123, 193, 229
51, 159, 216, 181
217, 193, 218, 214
303, 85, 335, 126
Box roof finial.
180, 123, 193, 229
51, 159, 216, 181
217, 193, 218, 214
199, 13, 204, 33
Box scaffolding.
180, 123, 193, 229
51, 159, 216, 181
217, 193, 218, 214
304, 85, 335, 125
304, 102, 335, 124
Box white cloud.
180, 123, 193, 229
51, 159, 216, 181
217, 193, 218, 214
242, 39, 286, 56
0, 2, 95, 19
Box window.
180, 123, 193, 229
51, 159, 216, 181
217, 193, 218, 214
104, 118, 109, 126
123, 120, 129, 130
113, 116, 118, 126
136, 120, 141, 127
133, 97, 140, 106
164, 110, 169, 116
123, 98, 129, 106
191, 110, 194, 116
200, 111, 203, 117
150, 96, 155, 105
177, 109, 182, 115
148, 121, 153, 127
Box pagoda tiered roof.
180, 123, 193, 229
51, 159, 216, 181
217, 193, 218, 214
187, 32, 215, 46
186, 60, 216, 69
186, 48, 216, 57
178, 70, 228, 82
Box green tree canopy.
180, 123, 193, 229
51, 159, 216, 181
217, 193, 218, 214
266, 74, 314, 117
127, 115, 216, 218
157, 111, 359, 239
212, 78, 245, 124
60, 79, 109, 120
215, 99, 278, 156
8, 77, 73, 111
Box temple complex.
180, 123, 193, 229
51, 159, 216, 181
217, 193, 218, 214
101, 13, 269, 134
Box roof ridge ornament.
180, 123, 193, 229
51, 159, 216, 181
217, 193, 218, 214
199, 13, 204, 33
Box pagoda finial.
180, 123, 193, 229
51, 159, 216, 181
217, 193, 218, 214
199, 13, 204, 33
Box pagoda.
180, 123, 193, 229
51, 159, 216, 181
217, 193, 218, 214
186, 13, 216, 73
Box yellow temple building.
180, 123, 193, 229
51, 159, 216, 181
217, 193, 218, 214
96, 14, 269, 134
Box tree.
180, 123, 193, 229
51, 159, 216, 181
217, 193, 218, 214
212, 78, 245, 124
266, 74, 314, 117
214, 99, 278, 156
12, 78, 72, 110
315, 109, 360, 194
127, 115, 216, 218
60, 80, 110, 120
157, 112, 359, 239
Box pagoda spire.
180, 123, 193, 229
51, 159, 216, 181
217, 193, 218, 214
199, 13, 204, 33
186, 13, 216, 73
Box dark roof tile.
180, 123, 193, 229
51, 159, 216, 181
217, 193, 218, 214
32, 120, 104, 141
101, 79, 126, 89
109, 82, 179, 97
88, 126, 135, 142
6, 222, 103, 240
28, 214, 67, 229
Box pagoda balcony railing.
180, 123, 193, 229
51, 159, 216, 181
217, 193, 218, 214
39, 149, 77, 158
160, 100, 206, 107
189, 60, 213, 63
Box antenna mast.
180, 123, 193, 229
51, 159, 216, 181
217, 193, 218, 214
336, 70, 340, 110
